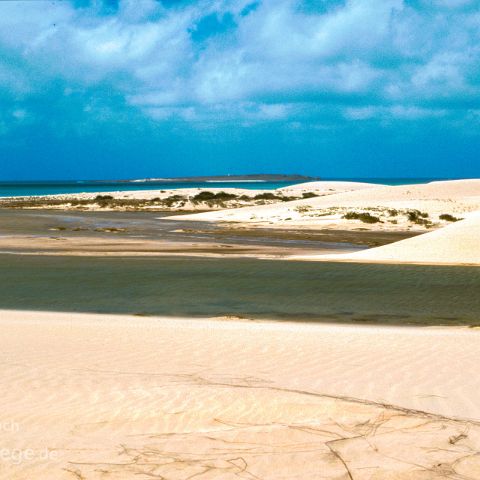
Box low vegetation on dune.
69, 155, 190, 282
439, 213, 462, 222
406, 209, 432, 226
253, 192, 296, 201
302, 192, 319, 199
161, 194, 186, 207
343, 211, 382, 223
0, 196, 187, 210
174, 190, 241, 208
192, 191, 238, 202
0, 189, 306, 211
339, 208, 462, 228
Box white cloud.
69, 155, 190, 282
389, 105, 446, 119
0, 0, 478, 124
344, 105, 447, 120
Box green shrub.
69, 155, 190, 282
407, 210, 429, 222
94, 195, 114, 207
163, 195, 186, 206
192, 191, 216, 201
192, 191, 237, 202
439, 213, 460, 222
253, 192, 278, 200
295, 205, 311, 213
343, 212, 381, 223
213, 191, 238, 201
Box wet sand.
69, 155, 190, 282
0, 209, 415, 257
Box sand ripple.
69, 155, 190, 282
1, 311, 480, 479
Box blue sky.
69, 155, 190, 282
0, 0, 479, 180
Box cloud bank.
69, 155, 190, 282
1, 0, 480, 123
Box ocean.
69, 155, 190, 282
0, 178, 450, 197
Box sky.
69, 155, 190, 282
0, 0, 479, 180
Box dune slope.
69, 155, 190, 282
304, 211, 480, 265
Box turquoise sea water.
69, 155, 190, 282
0, 178, 451, 197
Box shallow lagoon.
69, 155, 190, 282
1, 255, 478, 325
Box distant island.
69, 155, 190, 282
100, 174, 320, 184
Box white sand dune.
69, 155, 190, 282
1, 310, 480, 478
300, 211, 480, 265
172, 179, 480, 227
277, 180, 380, 194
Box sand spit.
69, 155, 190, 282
173, 179, 480, 230
0, 181, 378, 212
0, 234, 341, 258
298, 211, 480, 265
1, 310, 480, 479
0, 181, 377, 202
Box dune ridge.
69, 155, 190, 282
297, 210, 480, 265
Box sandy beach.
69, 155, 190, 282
2, 310, 480, 479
